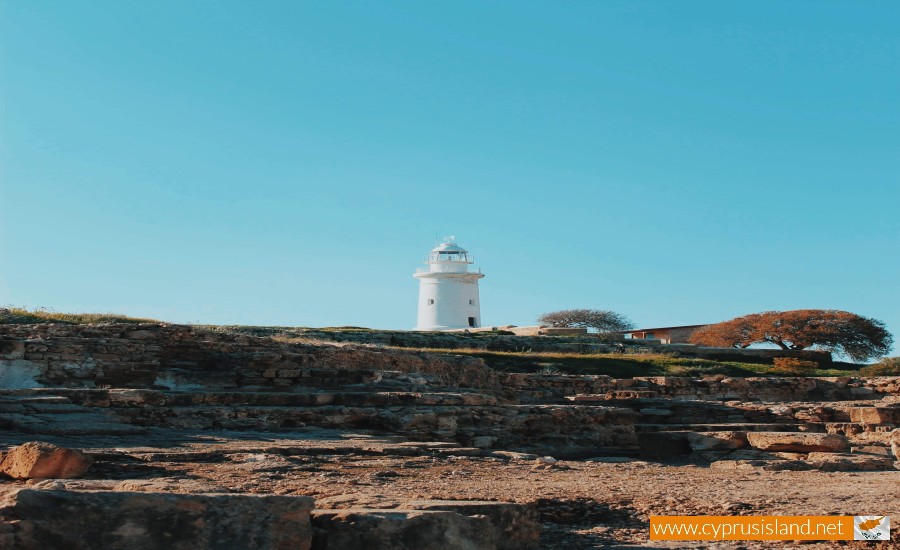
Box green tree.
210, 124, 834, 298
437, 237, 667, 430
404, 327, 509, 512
537, 309, 634, 333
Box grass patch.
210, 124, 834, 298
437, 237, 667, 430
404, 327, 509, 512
317, 326, 376, 332
0, 307, 160, 325
399, 347, 860, 378
859, 357, 900, 376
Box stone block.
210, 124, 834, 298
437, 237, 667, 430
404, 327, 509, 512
125, 329, 157, 340
315, 393, 336, 405
0, 339, 25, 359
491, 451, 538, 461
399, 500, 540, 550
638, 408, 672, 416
108, 389, 165, 406
605, 390, 658, 399
851, 445, 891, 456
311, 509, 496, 550
566, 394, 607, 402
849, 407, 898, 425
0, 489, 314, 550
746, 432, 849, 453
805, 452, 897, 471
687, 431, 748, 452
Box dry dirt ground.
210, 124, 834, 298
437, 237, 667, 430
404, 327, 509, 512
3, 429, 897, 549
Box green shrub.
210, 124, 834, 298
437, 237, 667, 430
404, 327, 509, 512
859, 357, 900, 376
771, 357, 819, 376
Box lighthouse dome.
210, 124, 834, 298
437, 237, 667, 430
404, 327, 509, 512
427, 238, 471, 263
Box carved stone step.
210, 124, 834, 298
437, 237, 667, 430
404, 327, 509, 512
636, 423, 809, 433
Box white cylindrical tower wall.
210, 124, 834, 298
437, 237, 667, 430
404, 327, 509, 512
413, 239, 485, 331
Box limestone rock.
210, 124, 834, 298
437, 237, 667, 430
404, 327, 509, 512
0, 489, 314, 550
311, 509, 496, 550
805, 452, 897, 472
531, 460, 571, 471
0, 442, 92, 479
746, 432, 849, 453
725, 449, 787, 461
890, 428, 899, 458
851, 445, 891, 456
400, 500, 540, 550
771, 452, 809, 460
849, 407, 899, 425
710, 448, 815, 472
584, 456, 635, 463
687, 431, 748, 452
471, 436, 497, 448
113, 480, 231, 493
491, 451, 538, 461
710, 459, 811, 472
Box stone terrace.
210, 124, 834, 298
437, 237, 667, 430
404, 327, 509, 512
1, 323, 898, 549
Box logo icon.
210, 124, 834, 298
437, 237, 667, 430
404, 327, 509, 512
854, 516, 890, 541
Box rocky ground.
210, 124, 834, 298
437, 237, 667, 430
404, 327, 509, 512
2, 324, 899, 548
2, 428, 898, 549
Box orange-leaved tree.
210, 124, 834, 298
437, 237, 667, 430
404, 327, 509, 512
688, 309, 893, 362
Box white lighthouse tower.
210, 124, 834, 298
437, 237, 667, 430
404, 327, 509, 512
414, 237, 485, 331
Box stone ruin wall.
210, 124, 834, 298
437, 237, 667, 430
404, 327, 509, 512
217, 326, 833, 364
0, 323, 500, 391
500, 373, 900, 403
0, 323, 893, 405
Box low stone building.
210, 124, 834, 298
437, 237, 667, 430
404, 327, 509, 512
618, 324, 707, 344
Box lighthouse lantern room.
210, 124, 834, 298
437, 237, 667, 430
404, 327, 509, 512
414, 237, 485, 331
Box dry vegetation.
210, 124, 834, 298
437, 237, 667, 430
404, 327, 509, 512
0, 307, 160, 325
401, 347, 862, 378
860, 356, 900, 376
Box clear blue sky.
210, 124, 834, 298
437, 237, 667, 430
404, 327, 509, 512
1, 2, 897, 348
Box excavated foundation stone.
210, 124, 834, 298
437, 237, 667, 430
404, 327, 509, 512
0, 489, 315, 550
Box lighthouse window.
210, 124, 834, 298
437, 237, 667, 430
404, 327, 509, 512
438, 252, 467, 262
427, 299, 434, 305
469, 299, 474, 305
